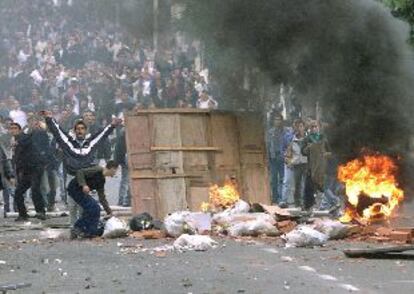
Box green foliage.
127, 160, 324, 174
381, 0, 414, 42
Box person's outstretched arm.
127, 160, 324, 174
41, 111, 72, 149
86, 118, 122, 155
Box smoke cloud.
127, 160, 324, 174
180, 0, 414, 161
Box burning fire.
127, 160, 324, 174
338, 154, 404, 224
201, 179, 240, 212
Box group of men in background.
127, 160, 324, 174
267, 112, 342, 213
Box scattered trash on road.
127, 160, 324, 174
313, 219, 349, 240
164, 212, 195, 237
281, 256, 294, 262
173, 234, 218, 251
39, 229, 70, 240
103, 217, 128, 239
129, 213, 154, 231
228, 218, 279, 237
283, 226, 328, 248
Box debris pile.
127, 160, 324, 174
345, 225, 414, 244
31, 194, 412, 255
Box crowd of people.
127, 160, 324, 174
0, 0, 219, 236
0, 0, 342, 238
266, 112, 342, 213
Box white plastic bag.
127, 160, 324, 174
213, 212, 275, 226
164, 211, 194, 237
283, 225, 328, 248
173, 234, 218, 251
212, 200, 250, 224
313, 219, 349, 240
186, 213, 212, 234
39, 229, 70, 240
213, 212, 277, 237
164, 212, 213, 237
228, 219, 279, 237
232, 200, 251, 214
103, 217, 128, 238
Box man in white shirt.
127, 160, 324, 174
196, 91, 218, 110
8, 99, 27, 128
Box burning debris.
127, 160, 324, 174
201, 177, 240, 212
338, 154, 404, 224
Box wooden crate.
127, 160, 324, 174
125, 109, 270, 219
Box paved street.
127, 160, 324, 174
1, 221, 414, 294
1, 176, 414, 293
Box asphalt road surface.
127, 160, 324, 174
1, 175, 414, 293
1, 214, 414, 293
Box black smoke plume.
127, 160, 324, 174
179, 0, 414, 161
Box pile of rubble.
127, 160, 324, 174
158, 200, 413, 249
345, 225, 414, 244
35, 200, 413, 255
157, 200, 354, 248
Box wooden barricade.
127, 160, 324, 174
125, 109, 270, 218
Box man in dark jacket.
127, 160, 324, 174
27, 116, 59, 210
114, 128, 130, 206
266, 113, 285, 204
69, 160, 118, 238
0, 144, 15, 217
44, 133, 60, 212
40, 111, 121, 224
82, 110, 111, 163
9, 122, 48, 221
41, 112, 119, 175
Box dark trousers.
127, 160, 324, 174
293, 163, 307, 208
46, 168, 58, 206
62, 166, 70, 203
15, 167, 45, 216
304, 172, 316, 210
269, 156, 284, 203
1, 174, 15, 214
67, 179, 102, 237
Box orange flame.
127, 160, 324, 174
201, 179, 240, 212
338, 154, 404, 224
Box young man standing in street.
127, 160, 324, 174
69, 160, 119, 238
9, 122, 48, 221
281, 119, 308, 209
40, 111, 121, 224
266, 113, 285, 204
